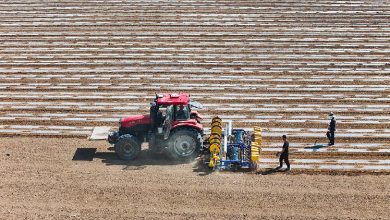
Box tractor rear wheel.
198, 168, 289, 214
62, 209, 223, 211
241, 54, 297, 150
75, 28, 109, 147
114, 134, 141, 161
167, 128, 202, 161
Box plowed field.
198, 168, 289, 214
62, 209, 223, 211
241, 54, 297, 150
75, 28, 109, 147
0, 0, 389, 218
0, 137, 389, 219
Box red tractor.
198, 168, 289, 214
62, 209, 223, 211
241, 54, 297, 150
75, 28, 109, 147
107, 92, 204, 161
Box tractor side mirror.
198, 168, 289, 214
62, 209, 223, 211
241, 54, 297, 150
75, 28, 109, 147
189, 100, 203, 109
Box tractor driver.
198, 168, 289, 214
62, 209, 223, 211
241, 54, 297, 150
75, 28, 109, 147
176, 105, 188, 120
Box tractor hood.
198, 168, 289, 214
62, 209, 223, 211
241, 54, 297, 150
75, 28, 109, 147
120, 114, 152, 128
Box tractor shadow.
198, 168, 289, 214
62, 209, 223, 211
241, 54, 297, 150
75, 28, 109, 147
73, 147, 213, 174
93, 149, 188, 170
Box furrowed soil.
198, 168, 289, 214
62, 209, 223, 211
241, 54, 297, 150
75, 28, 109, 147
0, 137, 389, 220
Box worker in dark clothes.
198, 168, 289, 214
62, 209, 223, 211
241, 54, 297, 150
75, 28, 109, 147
326, 112, 336, 146
150, 101, 158, 123
176, 105, 187, 120
276, 135, 290, 171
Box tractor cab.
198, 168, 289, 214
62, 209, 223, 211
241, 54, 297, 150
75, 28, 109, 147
150, 93, 202, 137
150, 93, 190, 126
108, 92, 204, 161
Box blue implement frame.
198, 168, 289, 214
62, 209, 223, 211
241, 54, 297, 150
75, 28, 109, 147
215, 129, 257, 170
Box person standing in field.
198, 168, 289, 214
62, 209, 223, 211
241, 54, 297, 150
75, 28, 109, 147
327, 112, 336, 146
277, 135, 290, 171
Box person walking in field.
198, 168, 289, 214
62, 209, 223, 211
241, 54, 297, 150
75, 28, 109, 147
276, 135, 290, 171
326, 112, 336, 146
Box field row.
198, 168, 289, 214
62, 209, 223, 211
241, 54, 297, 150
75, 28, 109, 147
3, 124, 390, 143
1, 0, 389, 173
2, 72, 389, 80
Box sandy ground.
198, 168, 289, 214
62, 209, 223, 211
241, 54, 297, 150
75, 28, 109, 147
0, 1, 389, 219
0, 137, 389, 220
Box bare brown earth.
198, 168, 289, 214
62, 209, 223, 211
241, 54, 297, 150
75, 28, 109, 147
0, 0, 389, 218
0, 137, 389, 219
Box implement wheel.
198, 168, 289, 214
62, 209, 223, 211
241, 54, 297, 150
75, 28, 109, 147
114, 134, 141, 161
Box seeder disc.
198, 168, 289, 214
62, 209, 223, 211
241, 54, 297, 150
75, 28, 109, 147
210, 143, 220, 154
209, 136, 221, 145
210, 124, 222, 135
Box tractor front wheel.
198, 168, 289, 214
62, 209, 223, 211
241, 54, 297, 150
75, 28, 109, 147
114, 134, 141, 161
167, 128, 202, 161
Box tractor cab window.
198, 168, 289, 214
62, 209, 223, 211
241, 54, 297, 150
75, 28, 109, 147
159, 106, 171, 120
165, 105, 173, 120
162, 105, 174, 139
175, 105, 189, 120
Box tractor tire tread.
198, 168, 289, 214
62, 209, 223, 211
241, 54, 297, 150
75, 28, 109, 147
167, 127, 202, 161
114, 134, 141, 161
